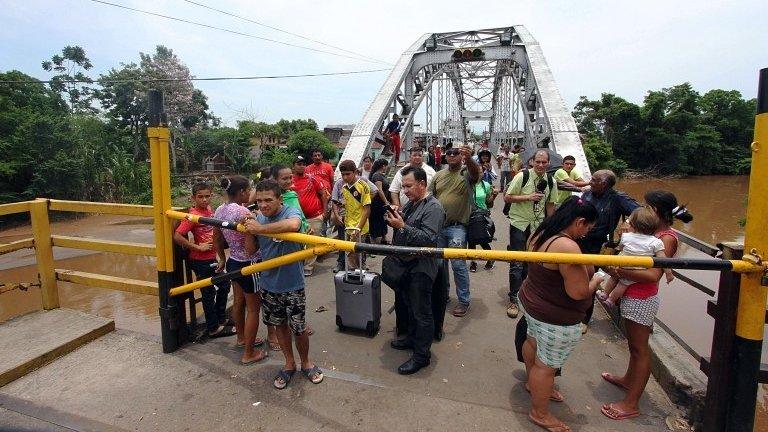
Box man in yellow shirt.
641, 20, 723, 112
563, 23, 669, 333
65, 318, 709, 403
337, 159, 371, 269
552, 155, 590, 205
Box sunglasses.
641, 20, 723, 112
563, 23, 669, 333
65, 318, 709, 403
446, 150, 461, 156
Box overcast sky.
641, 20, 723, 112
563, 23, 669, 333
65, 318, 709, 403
2, 0, 766, 128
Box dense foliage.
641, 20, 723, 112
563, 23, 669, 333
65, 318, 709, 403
573, 83, 756, 175
0, 45, 325, 206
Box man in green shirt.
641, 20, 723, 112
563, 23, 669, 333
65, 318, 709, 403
552, 155, 590, 205
503, 149, 558, 318
429, 145, 481, 318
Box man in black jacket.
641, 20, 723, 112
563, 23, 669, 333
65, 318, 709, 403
385, 166, 446, 375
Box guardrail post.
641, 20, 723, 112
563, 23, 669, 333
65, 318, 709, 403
148, 89, 180, 353
29, 198, 58, 309
702, 243, 742, 432
726, 67, 768, 432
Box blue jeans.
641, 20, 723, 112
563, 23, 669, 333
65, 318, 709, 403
438, 224, 470, 305
189, 259, 231, 332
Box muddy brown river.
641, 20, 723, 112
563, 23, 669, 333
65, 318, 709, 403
0, 175, 765, 428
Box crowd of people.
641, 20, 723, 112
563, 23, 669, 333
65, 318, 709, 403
173, 139, 693, 430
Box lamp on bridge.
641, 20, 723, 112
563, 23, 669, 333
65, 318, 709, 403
500, 31, 513, 46
425, 36, 437, 51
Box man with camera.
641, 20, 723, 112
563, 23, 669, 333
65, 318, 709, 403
385, 166, 445, 375
503, 149, 558, 319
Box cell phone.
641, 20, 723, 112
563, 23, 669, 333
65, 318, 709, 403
384, 205, 397, 216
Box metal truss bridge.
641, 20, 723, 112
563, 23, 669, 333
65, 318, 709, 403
338, 25, 588, 175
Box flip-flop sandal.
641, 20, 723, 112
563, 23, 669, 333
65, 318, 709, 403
208, 326, 237, 339
301, 365, 324, 384
601, 372, 629, 391
273, 369, 297, 389
528, 413, 571, 432
601, 403, 639, 420
525, 384, 564, 402
235, 337, 265, 348
240, 350, 268, 365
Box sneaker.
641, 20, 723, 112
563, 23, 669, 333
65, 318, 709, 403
304, 268, 313, 277
469, 261, 478, 272
506, 302, 519, 318
452, 303, 469, 317
484, 261, 495, 270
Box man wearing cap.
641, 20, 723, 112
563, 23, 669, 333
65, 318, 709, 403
430, 145, 480, 318
389, 147, 436, 209
291, 155, 328, 276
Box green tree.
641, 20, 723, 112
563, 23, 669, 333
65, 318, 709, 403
41, 45, 95, 113
582, 136, 627, 175
286, 129, 335, 160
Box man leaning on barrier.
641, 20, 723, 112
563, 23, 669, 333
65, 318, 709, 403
243, 179, 323, 390
385, 166, 446, 375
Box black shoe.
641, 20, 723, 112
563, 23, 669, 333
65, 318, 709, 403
397, 357, 430, 375
469, 261, 477, 272
390, 339, 413, 350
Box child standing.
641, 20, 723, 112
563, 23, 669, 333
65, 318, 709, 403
335, 160, 371, 270
596, 207, 674, 307
213, 175, 267, 365
173, 182, 232, 338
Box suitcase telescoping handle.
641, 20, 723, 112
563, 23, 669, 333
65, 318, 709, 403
344, 227, 364, 280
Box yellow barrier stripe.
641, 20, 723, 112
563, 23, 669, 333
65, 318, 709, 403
0, 238, 34, 255
169, 245, 334, 297
55, 269, 158, 296
49, 200, 154, 217
0, 201, 32, 216
164, 210, 766, 274
51, 235, 156, 256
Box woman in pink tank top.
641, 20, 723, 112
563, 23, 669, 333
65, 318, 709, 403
600, 190, 693, 421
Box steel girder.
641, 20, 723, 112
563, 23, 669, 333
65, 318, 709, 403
337, 26, 589, 179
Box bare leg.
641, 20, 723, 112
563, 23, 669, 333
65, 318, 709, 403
274, 323, 297, 371
241, 292, 266, 363
232, 282, 245, 345
608, 281, 629, 304
294, 330, 314, 370
608, 319, 651, 413
528, 356, 570, 430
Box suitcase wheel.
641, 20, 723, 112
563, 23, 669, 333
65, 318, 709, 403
365, 321, 378, 338
336, 315, 346, 332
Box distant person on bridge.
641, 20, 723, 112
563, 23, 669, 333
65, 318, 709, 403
600, 190, 692, 421
430, 145, 481, 317
213, 176, 268, 365
504, 149, 558, 319
383, 114, 402, 163
552, 155, 590, 206
173, 182, 233, 340
385, 166, 445, 375
244, 179, 324, 389
389, 147, 436, 209
518, 196, 598, 432
291, 155, 329, 277
577, 169, 639, 332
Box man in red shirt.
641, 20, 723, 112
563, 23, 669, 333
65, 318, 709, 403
304, 149, 334, 192
173, 182, 233, 337
292, 156, 329, 276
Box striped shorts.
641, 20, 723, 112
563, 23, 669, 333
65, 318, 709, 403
620, 295, 659, 328
519, 303, 583, 369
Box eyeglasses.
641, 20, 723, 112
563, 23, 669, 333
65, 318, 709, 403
446, 150, 461, 156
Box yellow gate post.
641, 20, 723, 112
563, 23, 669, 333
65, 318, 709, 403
147, 89, 179, 353
727, 67, 768, 431
29, 198, 58, 309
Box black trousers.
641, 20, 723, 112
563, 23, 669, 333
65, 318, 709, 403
508, 225, 531, 303
401, 272, 435, 362
396, 263, 447, 341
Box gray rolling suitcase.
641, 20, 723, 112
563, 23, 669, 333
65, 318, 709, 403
334, 246, 381, 337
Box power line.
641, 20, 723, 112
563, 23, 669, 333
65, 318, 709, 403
0, 69, 391, 85
181, 0, 391, 66
85, 0, 391, 65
